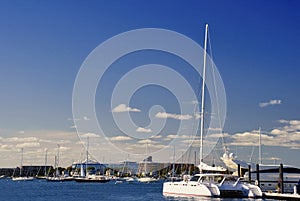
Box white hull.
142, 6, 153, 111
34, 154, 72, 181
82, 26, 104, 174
12, 177, 34, 181
163, 174, 262, 198
163, 181, 219, 197
138, 177, 158, 183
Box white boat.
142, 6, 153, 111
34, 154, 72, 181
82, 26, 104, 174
163, 24, 223, 198
163, 173, 262, 198
162, 24, 262, 198
12, 176, 34, 181
163, 174, 220, 197
74, 175, 110, 183
12, 148, 34, 181
124, 177, 136, 183
74, 137, 110, 183
137, 177, 158, 183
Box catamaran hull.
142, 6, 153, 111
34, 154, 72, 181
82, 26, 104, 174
219, 183, 262, 198
163, 181, 220, 197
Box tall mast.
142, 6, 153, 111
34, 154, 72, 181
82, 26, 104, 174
20, 148, 24, 176
258, 127, 262, 164
145, 142, 148, 174
57, 144, 60, 168
44, 148, 48, 176
200, 24, 209, 169
86, 137, 89, 177
172, 145, 175, 178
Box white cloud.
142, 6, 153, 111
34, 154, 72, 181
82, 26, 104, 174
81, 132, 99, 138
0, 144, 14, 150
270, 129, 287, 135
138, 139, 155, 144
278, 119, 289, 124
155, 112, 193, 120
4, 137, 39, 143
259, 99, 282, 108
130, 142, 166, 149
150, 135, 162, 139
227, 120, 300, 149
165, 134, 192, 140
16, 142, 40, 148
136, 127, 152, 133
194, 113, 202, 119
112, 104, 141, 113
59, 146, 71, 152
208, 132, 230, 138
229, 131, 274, 146
110, 136, 132, 141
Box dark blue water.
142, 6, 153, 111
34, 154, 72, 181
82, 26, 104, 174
0, 179, 267, 201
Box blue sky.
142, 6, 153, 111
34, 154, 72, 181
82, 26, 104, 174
0, 0, 299, 168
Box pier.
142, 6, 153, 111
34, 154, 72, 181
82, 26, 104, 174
264, 192, 300, 200
244, 163, 300, 200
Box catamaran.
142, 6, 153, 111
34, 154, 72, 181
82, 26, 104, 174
162, 24, 262, 198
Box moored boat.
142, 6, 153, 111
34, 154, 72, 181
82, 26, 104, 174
74, 174, 110, 183
163, 173, 262, 198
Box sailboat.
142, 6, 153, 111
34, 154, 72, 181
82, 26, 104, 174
162, 24, 262, 198
137, 143, 159, 183
12, 148, 34, 181
74, 137, 110, 183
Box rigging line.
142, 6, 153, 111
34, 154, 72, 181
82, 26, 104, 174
208, 27, 228, 154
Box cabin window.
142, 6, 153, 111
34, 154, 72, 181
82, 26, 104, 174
224, 176, 237, 182
190, 176, 200, 182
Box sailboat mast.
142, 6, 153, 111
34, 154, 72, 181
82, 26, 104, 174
86, 137, 89, 177
57, 144, 60, 168
20, 148, 24, 176
44, 148, 48, 176
258, 127, 262, 164
200, 24, 209, 166
145, 142, 148, 174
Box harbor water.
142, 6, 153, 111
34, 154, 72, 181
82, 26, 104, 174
0, 179, 269, 201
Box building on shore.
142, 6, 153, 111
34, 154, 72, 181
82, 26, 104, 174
138, 156, 170, 176
0, 165, 53, 177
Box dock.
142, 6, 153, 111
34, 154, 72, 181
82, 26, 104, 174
264, 192, 300, 200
